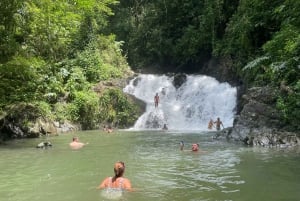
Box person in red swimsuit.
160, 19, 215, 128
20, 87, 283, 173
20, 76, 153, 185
97, 161, 132, 191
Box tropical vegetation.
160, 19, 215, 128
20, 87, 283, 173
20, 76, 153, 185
0, 0, 299, 137
0, 0, 138, 137
108, 0, 300, 130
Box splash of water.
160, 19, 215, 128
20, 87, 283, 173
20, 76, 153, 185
123, 74, 237, 130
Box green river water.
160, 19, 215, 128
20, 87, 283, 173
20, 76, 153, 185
0, 130, 299, 201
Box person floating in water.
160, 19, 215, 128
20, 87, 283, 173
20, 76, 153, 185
214, 117, 224, 131
69, 136, 88, 150
208, 118, 214, 130
154, 93, 160, 108
97, 161, 132, 191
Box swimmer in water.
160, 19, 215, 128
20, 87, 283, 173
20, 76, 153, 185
180, 141, 206, 153
69, 137, 88, 150
191, 143, 199, 152
180, 141, 185, 151
97, 161, 132, 191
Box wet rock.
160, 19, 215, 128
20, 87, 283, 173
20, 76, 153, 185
0, 103, 79, 140
228, 86, 299, 147
173, 74, 187, 89
36, 141, 52, 148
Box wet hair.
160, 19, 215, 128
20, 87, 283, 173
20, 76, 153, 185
114, 161, 125, 178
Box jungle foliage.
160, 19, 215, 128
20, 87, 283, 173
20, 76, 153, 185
108, 0, 299, 131
0, 0, 137, 130
0, 0, 299, 131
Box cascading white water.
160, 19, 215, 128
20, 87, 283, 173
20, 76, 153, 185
123, 74, 237, 131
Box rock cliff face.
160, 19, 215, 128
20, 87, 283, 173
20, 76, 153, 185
200, 58, 299, 147
216, 86, 299, 147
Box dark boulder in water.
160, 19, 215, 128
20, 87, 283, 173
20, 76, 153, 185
36, 141, 52, 148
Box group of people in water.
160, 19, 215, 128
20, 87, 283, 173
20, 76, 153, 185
66, 134, 205, 192
96, 141, 204, 192
64, 92, 223, 193
94, 140, 205, 192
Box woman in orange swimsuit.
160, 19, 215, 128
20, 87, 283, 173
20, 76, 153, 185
97, 161, 132, 191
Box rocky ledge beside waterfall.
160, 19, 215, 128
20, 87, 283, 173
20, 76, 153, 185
214, 86, 299, 147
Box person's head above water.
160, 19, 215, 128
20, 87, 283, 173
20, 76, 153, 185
180, 141, 184, 150
191, 143, 199, 151
114, 161, 125, 178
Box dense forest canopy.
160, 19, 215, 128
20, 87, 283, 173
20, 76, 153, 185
0, 0, 299, 135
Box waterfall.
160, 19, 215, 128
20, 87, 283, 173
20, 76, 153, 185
123, 74, 237, 131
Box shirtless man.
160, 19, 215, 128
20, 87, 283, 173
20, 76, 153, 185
69, 137, 88, 150
214, 117, 224, 131
154, 93, 159, 108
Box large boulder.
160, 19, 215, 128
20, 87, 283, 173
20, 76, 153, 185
225, 86, 299, 147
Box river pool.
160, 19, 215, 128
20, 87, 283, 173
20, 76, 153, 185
0, 130, 299, 201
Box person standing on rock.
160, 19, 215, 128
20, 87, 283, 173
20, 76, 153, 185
154, 93, 160, 108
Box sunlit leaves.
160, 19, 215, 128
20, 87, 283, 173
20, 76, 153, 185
20, 0, 81, 61
67, 90, 99, 129
263, 25, 300, 60
0, 56, 46, 104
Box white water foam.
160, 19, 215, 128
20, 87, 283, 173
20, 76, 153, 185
123, 74, 237, 130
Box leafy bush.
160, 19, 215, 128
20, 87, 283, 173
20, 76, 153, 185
99, 88, 139, 128
0, 56, 46, 105
67, 91, 99, 130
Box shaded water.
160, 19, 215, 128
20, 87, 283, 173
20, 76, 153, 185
1, 130, 300, 201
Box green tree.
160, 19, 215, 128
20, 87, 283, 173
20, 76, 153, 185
99, 89, 139, 128
0, 0, 24, 62
0, 56, 46, 106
